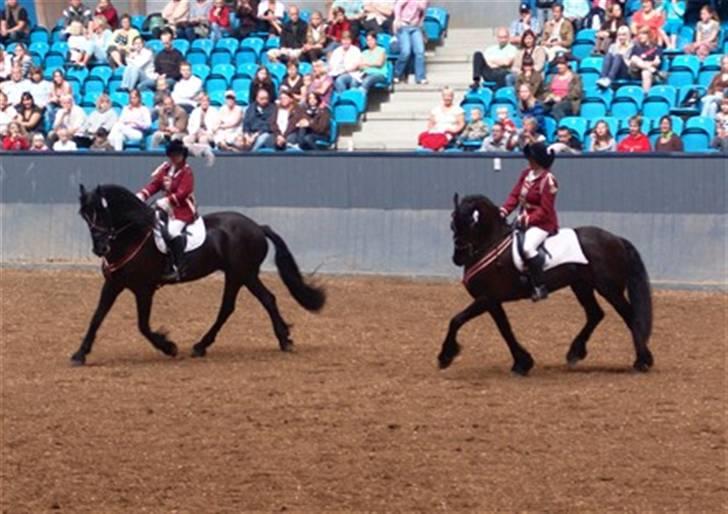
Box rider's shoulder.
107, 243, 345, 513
151, 161, 171, 177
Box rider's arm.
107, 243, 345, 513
500, 169, 526, 217
138, 164, 167, 200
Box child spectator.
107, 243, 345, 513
325, 7, 351, 54
53, 127, 79, 151
30, 132, 49, 151
457, 107, 489, 147
495, 105, 517, 145
617, 116, 651, 152
90, 127, 115, 151
2, 121, 29, 150
683, 5, 720, 60
588, 119, 616, 152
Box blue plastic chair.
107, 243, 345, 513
29, 41, 49, 60
89, 65, 112, 83
82, 91, 102, 106
558, 117, 588, 141
265, 62, 286, 83
542, 116, 557, 142
208, 89, 225, 106
210, 49, 233, 67
235, 62, 259, 80
30, 27, 50, 45
83, 76, 106, 95
172, 38, 190, 55
50, 41, 69, 55
337, 89, 367, 114
216, 37, 239, 55
684, 116, 716, 139
575, 29, 597, 43
580, 70, 599, 90
299, 61, 313, 77
668, 55, 700, 87
107, 77, 122, 94
671, 85, 706, 116
580, 99, 607, 119
141, 90, 155, 109
579, 56, 603, 74
583, 86, 613, 107
698, 70, 717, 88
50, 26, 65, 44
239, 37, 264, 60
571, 42, 594, 61
205, 76, 229, 95
315, 116, 338, 150
110, 90, 129, 107
192, 63, 211, 81
464, 88, 493, 110
231, 76, 251, 93
66, 66, 89, 83
146, 39, 163, 54
191, 38, 214, 56
682, 132, 710, 152
234, 88, 250, 106
186, 48, 208, 66
212, 63, 235, 82
701, 54, 722, 72
131, 15, 145, 30
493, 87, 517, 107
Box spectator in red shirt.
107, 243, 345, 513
94, 0, 119, 29
325, 7, 351, 54
2, 121, 29, 150
209, 0, 231, 42
617, 116, 651, 152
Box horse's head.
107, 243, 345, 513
79, 184, 115, 257
450, 193, 506, 267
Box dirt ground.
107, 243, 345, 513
1, 268, 726, 513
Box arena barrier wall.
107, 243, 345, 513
1, 153, 725, 288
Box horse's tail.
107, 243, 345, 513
622, 238, 652, 344
261, 225, 326, 312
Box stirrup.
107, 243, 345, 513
161, 266, 181, 282
531, 285, 549, 302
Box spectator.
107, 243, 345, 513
457, 107, 488, 147
108, 14, 141, 68
417, 86, 465, 151
30, 132, 49, 151
10, 43, 31, 77
588, 119, 616, 151
299, 72, 314, 104
2, 121, 28, 150
701, 55, 728, 118
337, 31, 388, 92
121, 36, 157, 91
471, 27, 518, 90
0, 47, 12, 80
329, 32, 363, 92
266, 88, 305, 150
684, 0, 712, 25
14, 92, 43, 134
595, 25, 632, 88
515, 115, 546, 149
480, 121, 512, 151
67, 21, 93, 67
209, 0, 231, 42
627, 27, 662, 92
0, 92, 17, 136
653, 115, 684, 151
26, 68, 51, 110
108, 89, 151, 150
549, 126, 582, 153
617, 115, 651, 152
89, 16, 113, 65
178, 0, 211, 41
330, 0, 365, 38
46, 70, 73, 128
280, 61, 304, 102
362, 0, 394, 34
630, 0, 668, 47
234, 0, 258, 39
249, 66, 277, 104
149, 29, 184, 89
515, 55, 544, 98
583, 0, 609, 31
541, 55, 582, 122
77, 93, 117, 146
241, 88, 275, 151
171, 62, 203, 112
151, 94, 188, 147
94, 0, 119, 29
494, 105, 517, 145
684, 5, 720, 60
301, 10, 327, 62
594, 2, 628, 55
509, 3, 542, 45
711, 101, 728, 152
311, 60, 334, 106
509, 30, 546, 87
393, 0, 427, 85
90, 127, 114, 150
53, 127, 78, 151
287, 91, 331, 150
162, 0, 191, 34
257, 0, 285, 35
63, 0, 93, 28
214, 90, 244, 150
0, 0, 30, 45
562, 0, 590, 28
153, 76, 172, 111
325, 7, 351, 54
267, 5, 307, 62
516, 83, 545, 130
183, 92, 220, 148
542, 3, 574, 61
1, 65, 29, 106
715, 97, 728, 134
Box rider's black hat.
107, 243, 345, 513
524, 142, 555, 169
165, 139, 189, 159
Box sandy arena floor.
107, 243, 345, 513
1, 269, 726, 512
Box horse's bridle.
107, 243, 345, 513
82, 197, 134, 253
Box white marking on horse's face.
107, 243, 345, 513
101, 197, 108, 209
472, 210, 479, 225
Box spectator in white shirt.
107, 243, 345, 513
257, 0, 286, 35
171, 62, 203, 112
77, 93, 118, 147
215, 90, 244, 150
50, 94, 87, 144
0, 65, 30, 106
53, 127, 79, 151
362, 0, 394, 34
183, 92, 220, 148
0, 47, 13, 80
108, 89, 151, 150
25, 67, 51, 109
67, 21, 93, 67
329, 32, 362, 91
0, 91, 17, 136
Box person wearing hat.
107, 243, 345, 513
136, 139, 198, 281
214, 90, 244, 150
509, 3, 542, 46
499, 142, 559, 301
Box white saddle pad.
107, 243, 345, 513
512, 228, 589, 272
154, 217, 206, 254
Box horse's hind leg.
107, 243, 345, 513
566, 283, 605, 366
133, 287, 178, 357
246, 275, 293, 352
191, 277, 242, 357
488, 303, 534, 376
598, 286, 653, 371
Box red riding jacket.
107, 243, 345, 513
138, 161, 197, 224
500, 167, 559, 234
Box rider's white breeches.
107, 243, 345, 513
523, 226, 549, 259
168, 219, 186, 238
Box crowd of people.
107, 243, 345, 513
417, 0, 728, 153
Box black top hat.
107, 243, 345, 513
524, 142, 555, 170
165, 139, 189, 159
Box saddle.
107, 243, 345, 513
511, 228, 589, 273
153, 211, 207, 255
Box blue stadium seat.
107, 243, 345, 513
299, 61, 313, 76
89, 65, 112, 83
464, 88, 493, 109
583, 86, 613, 107
579, 56, 603, 74
580, 70, 600, 89
315, 116, 338, 149
210, 48, 232, 67
542, 116, 557, 142
338, 89, 367, 114
212, 63, 235, 82
66, 66, 89, 83
493, 86, 517, 107
185, 48, 208, 66
333, 91, 365, 125
191, 38, 214, 56
110, 90, 129, 108
216, 37, 239, 55
698, 70, 717, 88
424, 7, 447, 43
67, 78, 82, 102
30, 27, 50, 45
192, 63, 211, 81
571, 42, 594, 60
675, 25, 695, 49
83, 76, 106, 96
239, 37, 264, 61
668, 55, 700, 87
145, 38, 163, 54
29, 52, 43, 68
231, 76, 251, 94
611, 85, 644, 118
29, 41, 49, 59
558, 117, 588, 141
131, 15, 145, 30
107, 77, 122, 94
682, 132, 711, 152
265, 62, 286, 83
575, 29, 597, 43
141, 90, 155, 108
298, 9, 311, 23
671, 85, 706, 116
642, 85, 676, 119
50, 41, 69, 55
208, 89, 225, 106
376, 33, 394, 57
205, 76, 228, 94
235, 88, 250, 106
580, 98, 607, 119
50, 26, 65, 44
701, 54, 722, 72
235, 62, 258, 80
112, 66, 125, 78
684, 116, 716, 139
172, 38, 190, 55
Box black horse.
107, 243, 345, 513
73, 184, 325, 365
439, 194, 654, 375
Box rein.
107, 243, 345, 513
462, 233, 514, 288
101, 230, 152, 278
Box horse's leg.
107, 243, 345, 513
488, 303, 534, 376
566, 283, 605, 366
245, 275, 293, 352
70, 281, 124, 365
598, 287, 654, 372
438, 297, 491, 370
191, 276, 242, 357
133, 287, 178, 357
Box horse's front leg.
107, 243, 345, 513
71, 280, 124, 366
133, 287, 178, 357
488, 303, 534, 376
438, 297, 491, 369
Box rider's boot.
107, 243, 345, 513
161, 236, 186, 282
526, 254, 549, 302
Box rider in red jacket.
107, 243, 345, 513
500, 142, 559, 301
137, 140, 198, 281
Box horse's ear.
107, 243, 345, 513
453, 193, 459, 209
79, 184, 86, 198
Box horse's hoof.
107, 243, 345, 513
633, 360, 651, 373
511, 354, 534, 376
70, 354, 86, 366
165, 343, 178, 358
190, 345, 206, 358
566, 349, 587, 366
438, 343, 460, 370
279, 340, 295, 352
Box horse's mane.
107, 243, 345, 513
95, 184, 155, 229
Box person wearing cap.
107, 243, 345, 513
509, 3, 542, 45
540, 54, 582, 122
152, 94, 189, 148
136, 139, 198, 282
499, 142, 559, 301
215, 90, 244, 151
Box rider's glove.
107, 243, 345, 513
156, 197, 171, 213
